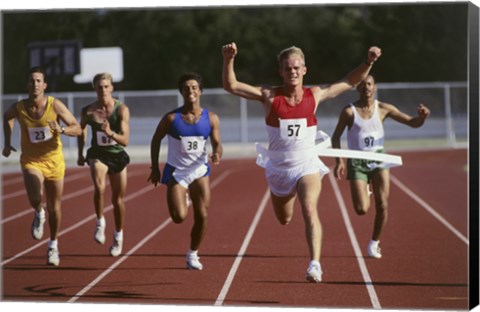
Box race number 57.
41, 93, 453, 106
280, 118, 307, 140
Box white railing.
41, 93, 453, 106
1, 81, 468, 164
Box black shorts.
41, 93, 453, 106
86, 148, 130, 175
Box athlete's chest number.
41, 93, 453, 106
287, 124, 301, 137
180, 136, 206, 154
96, 132, 116, 146
280, 118, 307, 140
28, 126, 52, 143
364, 136, 375, 148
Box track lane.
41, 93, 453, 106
1, 150, 469, 310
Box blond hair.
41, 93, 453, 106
277, 46, 305, 66
92, 72, 113, 87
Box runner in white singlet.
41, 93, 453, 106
332, 75, 430, 259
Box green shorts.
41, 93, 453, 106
347, 150, 388, 182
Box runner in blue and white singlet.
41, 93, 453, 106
162, 107, 212, 188
149, 72, 223, 271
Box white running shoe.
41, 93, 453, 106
367, 240, 382, 259
306, 261, 322, 283
47, 248, 60, 266
94, 223, 106, 245
109, 238, 123, 257
31, 211, 46, 240
186, 253, 203, 270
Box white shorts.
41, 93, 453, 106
265, 157, 329, 197
162, 163, 210, 189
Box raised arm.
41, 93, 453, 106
383, 102, 430, 128
222, 42, 264, 101
314, 46, 382, 103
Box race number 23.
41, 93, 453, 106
28, 126, 52, 143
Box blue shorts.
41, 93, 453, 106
161, 163, 211, 188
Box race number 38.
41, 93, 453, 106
181, 136, 206, 154
28, 126, 52, 143
280, 118, 307, 140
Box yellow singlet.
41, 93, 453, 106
17, 96, 65, 180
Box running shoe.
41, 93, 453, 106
109, 238, 123, 257
31, 210, 46, 240
186, 253, 203, 270
305, 261, 322, 283
367, 240, 382, 259
47, 248, 60, 266
94, 222, 106, 245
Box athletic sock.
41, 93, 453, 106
48, 239, 58, 250
97, 216, 106, 227
36, 208, 45, 219
114, 230, 123, 241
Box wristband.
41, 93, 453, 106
61, 127, 65, 134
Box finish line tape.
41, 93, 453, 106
255, 132, 403, 169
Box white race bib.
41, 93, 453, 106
358, 131, 383, 151
28, 126, 52, 143
279, 118, 307, 140
96, 131, 116, 146
180, 136, 206, 154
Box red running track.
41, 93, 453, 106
1, 148, 469, 311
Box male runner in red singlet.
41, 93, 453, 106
222, 42, 381, 282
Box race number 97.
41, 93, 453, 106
364, 136, 375, 148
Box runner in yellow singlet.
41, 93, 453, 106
2, 66, 81, 266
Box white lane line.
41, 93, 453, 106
2, 171, 90, 200
1, 184, 154, 266
328, 173, 382, 310
390, 175, 468, 245
1, 186, 95, 225
68, 218, 172, 303
66, 170, 233, 302
215, 188, 270, 306
1, 169, 147, 225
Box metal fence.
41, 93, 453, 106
1, 81, 468, 163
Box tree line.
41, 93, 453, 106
2, 2, 468, 93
